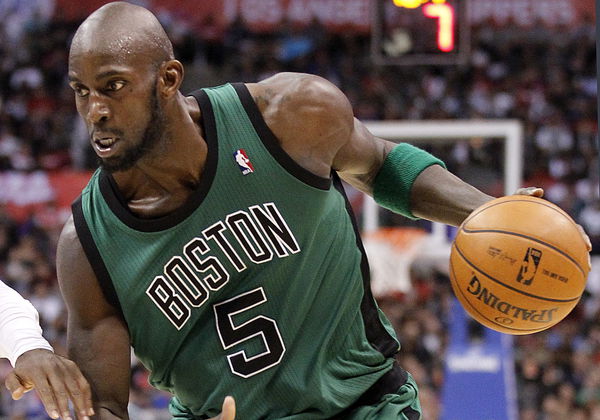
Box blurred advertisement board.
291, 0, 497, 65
53, 0, 594, 33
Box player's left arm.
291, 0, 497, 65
322, 78, 590, 251
334, 118, 496, 226
254, 72, 494, 227
253, 71, 591, 251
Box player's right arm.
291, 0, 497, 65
57, 216, 131, 419
58, 216, 235, 419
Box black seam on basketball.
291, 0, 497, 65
454, 243, 580, 302
460, 228, 585, 276
449, 255, 541, 333
463, 198, 575, 227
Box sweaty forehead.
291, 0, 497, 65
69, 3, 172, 68
70, 30, 161, 67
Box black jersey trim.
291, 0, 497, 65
332, 174, 399, 358
72, 195, 124, 318
231, 83, 332, 191
97, 89, 219, 232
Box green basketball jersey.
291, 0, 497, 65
73, 83, 401, 419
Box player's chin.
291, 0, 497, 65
98, 156, 133, 173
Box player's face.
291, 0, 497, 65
68, 52, 166, 172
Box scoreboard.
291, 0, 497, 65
371, 0, 470, 65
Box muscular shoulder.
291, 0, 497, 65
57, 216, 87, 268
251, 72, 350, 111
57, 216, 90, 298
57, 215, 117, 324
246, 73, 354, 177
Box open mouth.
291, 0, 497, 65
93, 135, 120, 156
95, 137, 116, 150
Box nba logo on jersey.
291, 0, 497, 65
234, 149, 254, 175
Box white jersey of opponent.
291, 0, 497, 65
0, 280, 53, 366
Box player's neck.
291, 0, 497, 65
110, 95, 208, 218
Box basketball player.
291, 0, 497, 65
0, 279, 94, 420
59, 2, 588, 419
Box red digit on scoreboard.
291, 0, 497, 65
423, 2, 455, 52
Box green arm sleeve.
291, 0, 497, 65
373, 143, 446, 220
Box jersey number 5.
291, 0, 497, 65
214, 287, 286, 378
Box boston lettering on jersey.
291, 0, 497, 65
146, 202, 300, 329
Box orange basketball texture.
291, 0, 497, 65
449, 196, 590, 335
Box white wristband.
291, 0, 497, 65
0, 282, 54, 367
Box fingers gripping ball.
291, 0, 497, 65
449, 196, 590, 335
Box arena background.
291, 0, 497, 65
0, 0, 598, 418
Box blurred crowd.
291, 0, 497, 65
0, 2, 598, 419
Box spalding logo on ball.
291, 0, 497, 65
449, 195, 591, 335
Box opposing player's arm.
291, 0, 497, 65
57, 216, 131, 419
252, 72, 492, 226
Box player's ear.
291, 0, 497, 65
158, 59, 184, 98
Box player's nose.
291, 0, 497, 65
87, 94, 110, 124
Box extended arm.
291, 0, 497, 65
251, 72, 493, 226
57, 216, 131, 419
332, 118, 494, 226
251, 73, 590, 268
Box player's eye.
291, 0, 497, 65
72, 85, 89, 98
107, 80, 126, 91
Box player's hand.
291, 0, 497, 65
5, 349, 94, 420
208, 396, 236, 420
514, 186, 544, 197
514, 186, 592, 268
577, 224, 593, 271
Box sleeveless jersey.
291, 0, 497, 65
73, 83, 400, 419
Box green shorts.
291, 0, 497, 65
169, 372, 422, 420
341, 372, 422, 420
344, 373, 421, 420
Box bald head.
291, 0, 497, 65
70, 2, 174, 67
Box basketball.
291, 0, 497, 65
449, 195, 590, 335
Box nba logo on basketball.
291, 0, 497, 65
234, 149, 254, 175
516, 247, 542, 286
